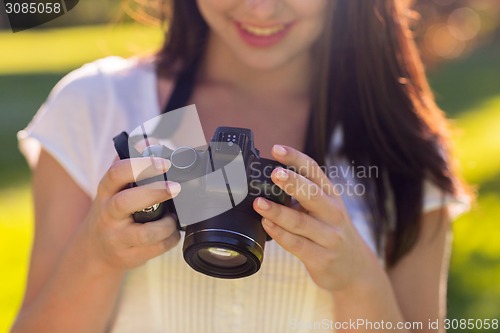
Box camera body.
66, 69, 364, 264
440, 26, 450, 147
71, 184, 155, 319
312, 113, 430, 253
113, 126, 290, 278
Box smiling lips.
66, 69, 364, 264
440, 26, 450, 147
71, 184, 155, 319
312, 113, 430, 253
239, 23, 286, 36
236, 22, 293, 47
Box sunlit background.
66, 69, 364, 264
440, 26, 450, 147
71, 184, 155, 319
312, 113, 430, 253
0, 0, 499, 332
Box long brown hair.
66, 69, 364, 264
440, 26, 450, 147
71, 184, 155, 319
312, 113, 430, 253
155, 0, 467, 266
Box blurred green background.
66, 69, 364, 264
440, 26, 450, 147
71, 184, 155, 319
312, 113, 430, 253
0, 1, 499, 332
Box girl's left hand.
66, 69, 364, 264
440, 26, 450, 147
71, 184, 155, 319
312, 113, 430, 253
253, 145, 382, 294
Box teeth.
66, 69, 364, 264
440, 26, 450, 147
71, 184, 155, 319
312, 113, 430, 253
240, 24, 285, 36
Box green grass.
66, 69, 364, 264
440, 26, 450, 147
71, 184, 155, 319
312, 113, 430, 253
0, 187, 33, 327
453, 97, 500, 184
428, 42, 500, 118
0, 23, 164, 333
1, 25, 499, 333
428, 44, 500, 325
0, 24, 163, 74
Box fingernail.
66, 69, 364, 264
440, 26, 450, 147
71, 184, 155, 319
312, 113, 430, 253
274, 168, 289, 181
273, 145, 288, 156
256, 197, 271, 210
166, 181, 181, 197
154, 158, 170, 171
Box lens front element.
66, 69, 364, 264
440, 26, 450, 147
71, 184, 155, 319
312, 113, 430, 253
197, 247, 248, 268
183, 226, 265, 279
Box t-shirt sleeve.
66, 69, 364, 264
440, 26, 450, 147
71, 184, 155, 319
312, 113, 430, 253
17, 63, 107, 198
422, 179, 471, 220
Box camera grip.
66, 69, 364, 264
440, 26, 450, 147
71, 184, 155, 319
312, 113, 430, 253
251, 158, 292, 207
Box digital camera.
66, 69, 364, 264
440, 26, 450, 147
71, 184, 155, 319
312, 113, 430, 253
113, 127, 290, 278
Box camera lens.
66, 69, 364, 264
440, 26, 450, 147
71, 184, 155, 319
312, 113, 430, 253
182, 208, 268, 279
197, 247, 248, 268
183, 233, 263, 278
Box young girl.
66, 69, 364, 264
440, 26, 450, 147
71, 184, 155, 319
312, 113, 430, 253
14, 0, 470, 332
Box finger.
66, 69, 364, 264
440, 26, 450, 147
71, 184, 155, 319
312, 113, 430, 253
270, 167, 340, 223
271, 145, 335, 195
98, 157, 172, 198
289, 199, 308, 214
129, 230, 181, 260
151, 230, 181, 254
254, 197, 337, 248
124, 215, 180, 247
107, 181, 181, 219
262, 218, 330, 263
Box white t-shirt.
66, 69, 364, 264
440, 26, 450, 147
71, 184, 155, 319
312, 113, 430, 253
18, 57, 469, 333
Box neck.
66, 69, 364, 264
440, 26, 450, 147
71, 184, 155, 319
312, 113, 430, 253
199, 32, 312, 99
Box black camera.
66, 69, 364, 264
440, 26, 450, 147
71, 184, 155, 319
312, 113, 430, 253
113, 127, 290, 278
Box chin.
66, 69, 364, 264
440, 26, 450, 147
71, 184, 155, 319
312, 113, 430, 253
236, 51, 295, 72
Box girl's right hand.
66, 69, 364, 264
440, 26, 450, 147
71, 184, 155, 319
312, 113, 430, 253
81, 157, 181, 272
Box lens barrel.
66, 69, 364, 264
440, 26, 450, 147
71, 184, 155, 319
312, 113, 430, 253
182, 206, 266, 279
